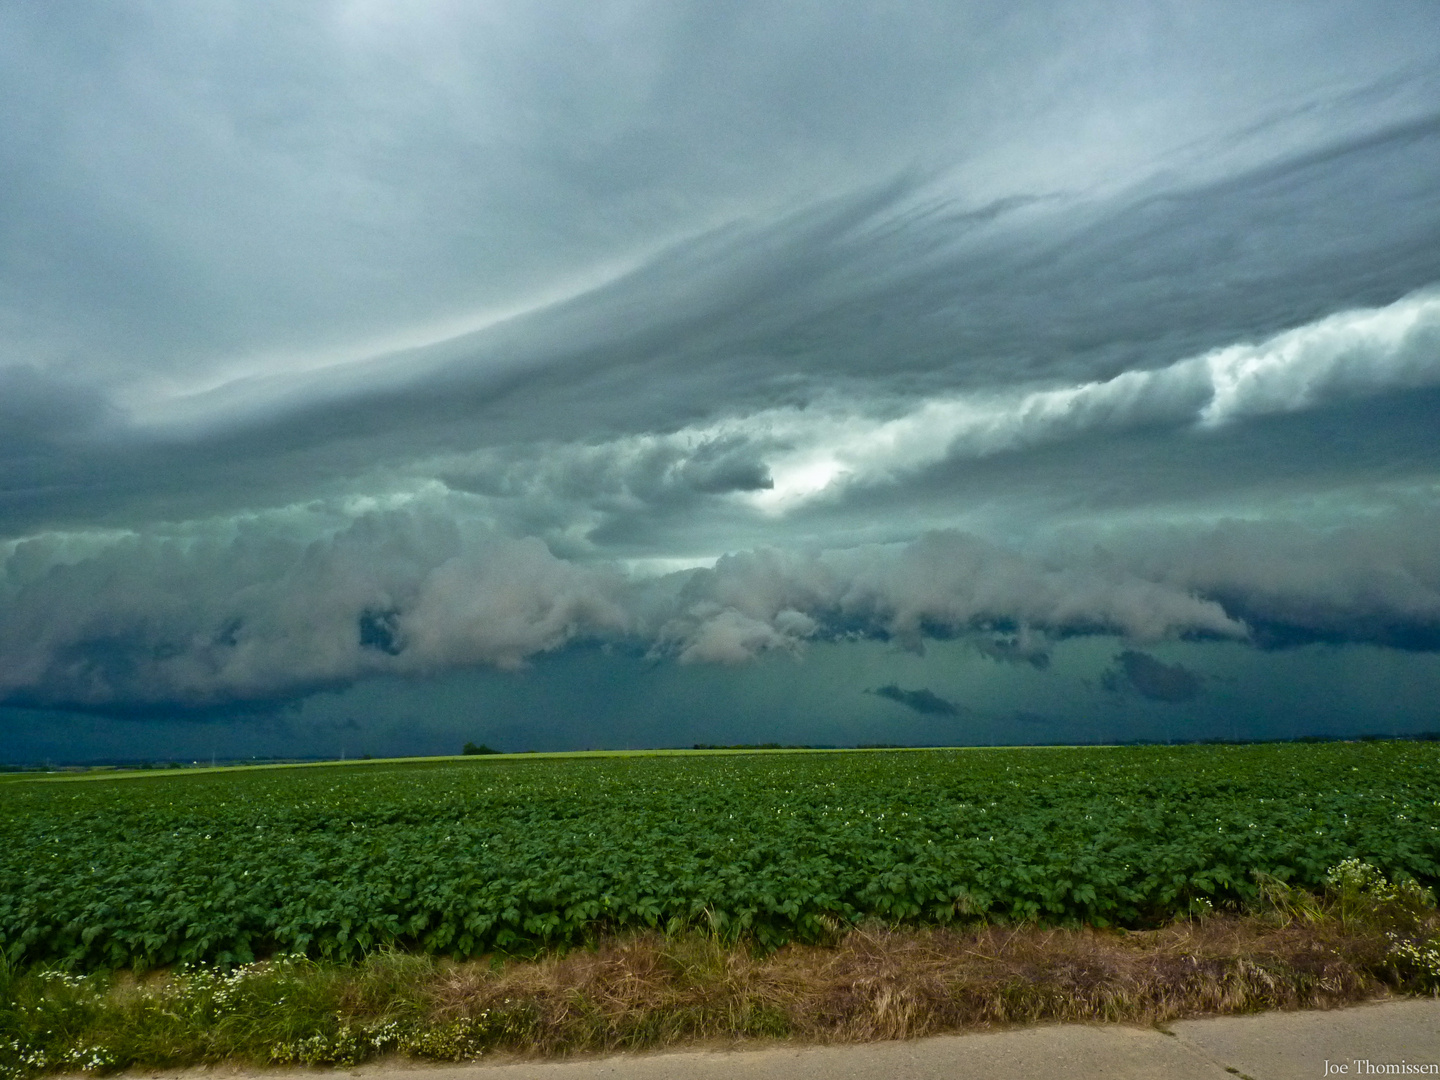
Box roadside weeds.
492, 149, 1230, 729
2, 861, 1437, 1077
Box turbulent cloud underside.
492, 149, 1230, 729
1, 2, 1439, 726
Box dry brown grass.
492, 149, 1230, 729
423, 913, 1413, 1055
7, 895, 1434, 1074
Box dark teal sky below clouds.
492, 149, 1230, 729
2, 2, 1439, 761
6, 636, 1437, 763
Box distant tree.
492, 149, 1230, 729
462, 742, 498, 755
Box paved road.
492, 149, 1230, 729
351, 998, 1439, 1080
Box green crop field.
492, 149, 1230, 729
3, 742, 1438, 972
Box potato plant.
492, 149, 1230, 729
2, 742, 1437, 971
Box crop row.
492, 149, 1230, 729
2, 742, 1437, 970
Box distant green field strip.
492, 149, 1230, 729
6, 745, 1010, 784
5, 750, 719, 784
2, 742, 1436, 971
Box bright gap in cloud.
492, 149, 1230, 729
742, 286, 1440, 512
620, 555, 720, 578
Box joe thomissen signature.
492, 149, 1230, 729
1324, 1062, 1439, 1075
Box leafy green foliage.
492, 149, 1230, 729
1, 743, 1437, 972
0, 952, 532, 1079
1321, 857, 1440, 990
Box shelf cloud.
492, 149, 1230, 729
0, 503, 1247, 709
2, 2, 1439, 751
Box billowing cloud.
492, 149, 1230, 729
1, 499, 1250, 710
1082, 508, 1440, 651
2, 3, 1439, 747
10, 473, 1440, 713
667, 534, 1245, 649
0, 506, 621, 708
692, 287, 1440, 509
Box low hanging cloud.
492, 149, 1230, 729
870, 684, 963, 718
0, 510, 630, 710
0, 499, 1250, 711
971, 628, 1052, 669
660, 533, 1244, 655
6, 490, 1440, 713
1101, 651, 1203, 703
1084, 508, 1440, 651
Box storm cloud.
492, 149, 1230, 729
1102, 651, 1203, 703
0, 506, 1245, 709
871, 685, 963, 718
2, 2, 1439, 750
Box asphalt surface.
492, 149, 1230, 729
351, 998, 1440, 1080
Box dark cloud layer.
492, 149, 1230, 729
7, 496, 1440, 717
871, 685, 963, 718
0, 507, 1246, 710
2, 2, 1439, 749
1102, 651, 1203, 703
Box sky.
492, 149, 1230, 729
3, 1, 1440, 762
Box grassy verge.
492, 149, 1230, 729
2, 860, 1437, 1078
